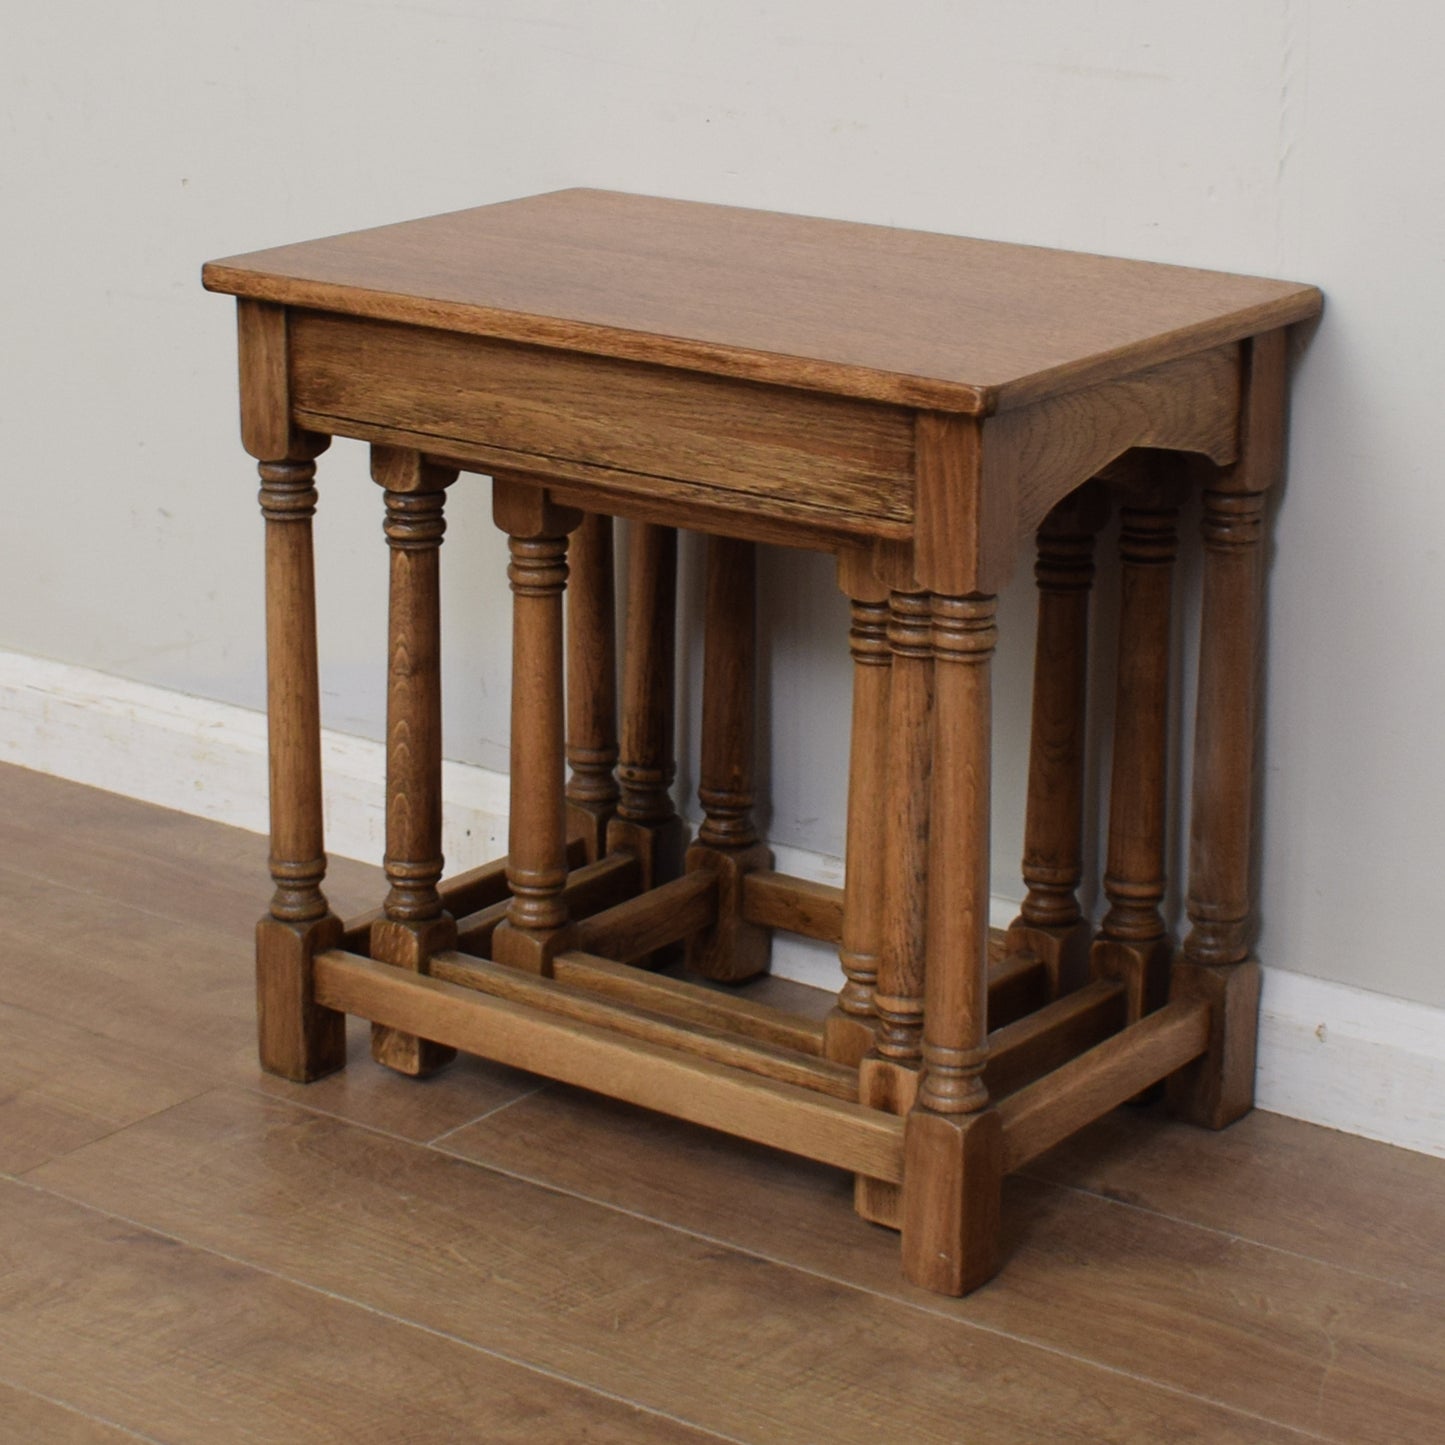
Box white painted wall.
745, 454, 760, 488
4, 1, 1444, 1015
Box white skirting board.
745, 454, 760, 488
3, 647, 1442, 1161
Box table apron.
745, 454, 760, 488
287, 309, 917, 535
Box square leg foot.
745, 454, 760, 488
1090, 934, 1173, 1022
256, 912, 346, 1083
823, 1009, 876, 1068
900, 1106, 1003, 1296
854, 1054, 919, 1228
566, 801, 613, 864
606, 815, 688, 892
1167, 957, 1261, 1129
369, 914, 458, 1078
491, 919, 575, 976
1004, 918, 1093, 997
684, 841, 774, 983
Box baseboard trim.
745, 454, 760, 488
4, 648, 1441, 1159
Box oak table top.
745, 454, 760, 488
202, 188, 1321, 415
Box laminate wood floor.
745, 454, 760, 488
1, 761, 1440, 1443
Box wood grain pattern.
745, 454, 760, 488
872, 590, 933, 1067
341, 852, 526, 952
1005, 488, 1104, 994
441, 1082, 1443, 1445
235, 299, 292, 461
289, 311, 914, 525
0, 1179, 703, 1444
491, 480, 580, 975
10, 773, 1442, 1445
453, 851, 639, 957
900, 592, 1002, 1291
0, 1383, 146, 1444
856, 587, 933, 1226
1091, 481, 1179, 1023
1000, 1000, 1210, 1172
1028, 1102, 1445, 1297
209, 197, 1320, 1308
740, 871, 845, 944
29, 1089, 1332, 1444
918, 594, 997, 1116
0, 857, 542, 1146
686, 535, 773, 982
550, 951, 826, 1056
983, 979, 1128, 1101
901, 1105, 1003, 1294
368, 448, 458, 1075
325, 420, 905, 550
313, 951, 905, 1180
254, 441, 346, 1084
693, 536, 761, 854
428, 952, 855, 1100
573, 871, 717, 964
609, 522, 686, 898
257, 455, 330, 907
1182, 472, 1272, 959
827, 557, 891, 1066
565, 511, 620, 860
1172, 330, 1288, 1127
0, 763, 384, 941
205, 189, 1321, 413
0, 1000, 212, 1175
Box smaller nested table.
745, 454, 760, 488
204, 191, 1320, 1295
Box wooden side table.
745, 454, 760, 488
204, 191, 1321, 1295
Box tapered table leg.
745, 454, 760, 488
1006, 486, 1105, 996
1170, 332, 1288, 1127
606, 522, 686, 891
686, 535, 773, 982
900, 593, 1003, 1296
856, 587, 932, 1227
565, 512, 620, 862
1091, 485, 1180, 1022
825, 550, 892, 1067
491, 479, 583, 975
369, 448, 459, 1076
255, 441, 347, 1082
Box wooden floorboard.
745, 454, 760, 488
3, 763, 1443, 1442
0, 999, 213, 1174
0, 1380, 156, 1444
26, 1089, 1306, 1444
0, 1179, 712, 1444
1025, 1104, 1445, 1297
0, 861, 545, 1146
0, 761, 385, 931
436, 1085, 1445, 1444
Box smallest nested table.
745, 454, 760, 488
205, 190, 1320, 1295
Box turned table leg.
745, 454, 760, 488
1006, 487, 1105, 996
491, 479, 582, 974
856, 587, 933, 1226
686, 535, 773, 982
900, 594, 1003, 1296
607, 522, 686, 891
1091, 485, 1180, 1022
254, 442, 347, 1082
1170, 331, 1287, 1128
565, 512, 620, 862
368, 447, 460, 1075
825, 552, 892, 1068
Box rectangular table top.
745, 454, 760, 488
204, 189, 1320, 414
